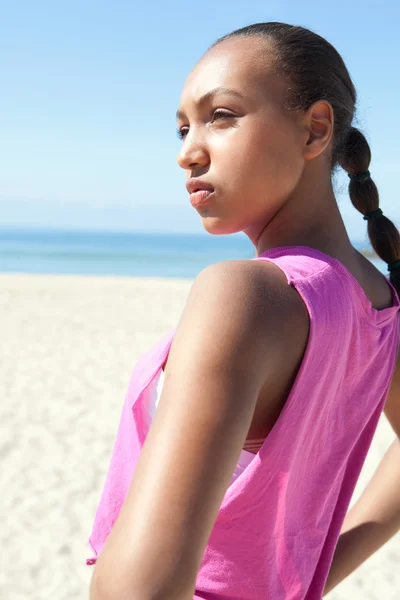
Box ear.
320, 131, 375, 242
303, 100, 334, 161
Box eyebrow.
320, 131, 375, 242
176, 87, 245, 121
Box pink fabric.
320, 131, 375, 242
86, 246, 400, 599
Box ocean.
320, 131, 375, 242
0, 227, 385, 279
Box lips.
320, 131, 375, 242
186, 179, 215, 209
185, 178, 215, 194
189, 189, 214, 208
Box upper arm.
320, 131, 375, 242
384, 344, 400, 439
92, 259, 308, 600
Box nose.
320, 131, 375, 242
176, 129, 210, 171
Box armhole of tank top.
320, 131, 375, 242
253, 256, 326, 327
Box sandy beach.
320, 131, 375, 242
1, 272, 399, 600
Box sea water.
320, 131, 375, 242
0, 227, 385, 279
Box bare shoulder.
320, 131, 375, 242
191, 257, 308, 327
176, 258, 309, 372
356, 251, 394, 310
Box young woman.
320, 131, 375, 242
87, 22, 400, 599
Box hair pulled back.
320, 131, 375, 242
210, 23, 400, 294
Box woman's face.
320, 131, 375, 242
176, 37, 308, 237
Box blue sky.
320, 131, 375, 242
1, 1, 399, 241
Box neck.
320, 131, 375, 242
244, 171, 355, 262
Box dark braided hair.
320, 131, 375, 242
209, 23, 400, 293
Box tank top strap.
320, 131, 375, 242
252, 245, 400, 328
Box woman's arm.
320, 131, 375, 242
324, 347, 400, 596
89, 260, 308, 600
323, 437, 400, 596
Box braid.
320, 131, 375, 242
338, 127, 400, 294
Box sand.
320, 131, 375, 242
0, 272, 398, 600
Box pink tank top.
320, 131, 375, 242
86, 246, 400, 599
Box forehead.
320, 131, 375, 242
179, 37, 280, 107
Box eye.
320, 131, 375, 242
176, 126, 188, 140
211, 109, 234, 122
176, 110, 235, 140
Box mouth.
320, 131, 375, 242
186, 178, 214, 193
189, 189, 215, 208
186, 178, 215, 209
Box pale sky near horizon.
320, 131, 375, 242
1, 1, 399, 241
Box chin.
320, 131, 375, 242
200, 216, 241, 236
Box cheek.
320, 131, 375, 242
231, 119, 303, 197
258, 123, 300, 173
204, 118, 303, 233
